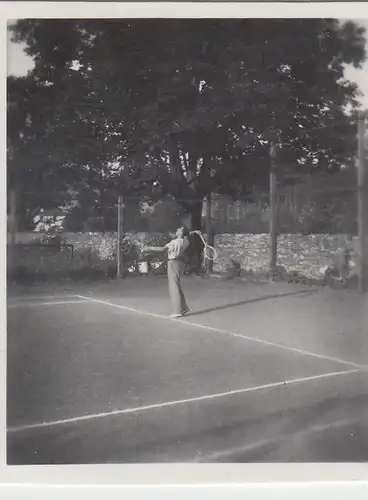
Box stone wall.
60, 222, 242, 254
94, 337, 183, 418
213, 234, 358, 279
12, 231, 358, 278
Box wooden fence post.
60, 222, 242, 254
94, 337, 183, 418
357, 112, 368, 293
8, 190, 18, 276
205, 193, 214, 274
269, 142, 278, 280
117, 196, 125, 279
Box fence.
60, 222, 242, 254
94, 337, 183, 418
7, 115, 368, 289
42, 187, 356, 237
5, 179, 362, 286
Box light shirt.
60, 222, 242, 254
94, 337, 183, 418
165, 237, 189, 260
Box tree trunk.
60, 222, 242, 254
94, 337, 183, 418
188, 202, 202, 230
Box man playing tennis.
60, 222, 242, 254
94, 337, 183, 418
144, 226, 190, 318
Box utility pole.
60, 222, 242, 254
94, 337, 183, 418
357, 112, 368, 293
117, 196, 125, 279
269, 142, 278, 280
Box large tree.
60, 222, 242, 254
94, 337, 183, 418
8, 19, 366, 230
7, 75, 74, 228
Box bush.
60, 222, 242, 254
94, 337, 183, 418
224, 258, 242, 279
67, 266, 108, 281
106, 264, 117, 279
8, 265, 60, 284
8, 265, 32, 283
270, 265, 288, 281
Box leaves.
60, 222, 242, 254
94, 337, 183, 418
8, 19, 366, 227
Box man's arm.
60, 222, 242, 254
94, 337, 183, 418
143, 245, 166, 252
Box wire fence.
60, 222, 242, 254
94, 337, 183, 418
15, 173, 356, 236
7, 112, 368, 287
6, 175, 360, 285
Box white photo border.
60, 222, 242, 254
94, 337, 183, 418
1, 1, 368, 495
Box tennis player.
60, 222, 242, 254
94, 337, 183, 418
144, 227, 190, 318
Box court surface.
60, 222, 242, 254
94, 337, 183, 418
7, 277, 368, 463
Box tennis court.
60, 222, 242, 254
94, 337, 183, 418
7, 277, 368, 464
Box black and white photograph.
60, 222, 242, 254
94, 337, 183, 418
6, 12, 368, 467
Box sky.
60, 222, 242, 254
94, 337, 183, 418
7, 19, 368, 108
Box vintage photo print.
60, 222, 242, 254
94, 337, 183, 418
3, 0, 368, 489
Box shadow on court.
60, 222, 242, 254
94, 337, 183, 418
6, 279, 368, 464
186, 289, 317, 317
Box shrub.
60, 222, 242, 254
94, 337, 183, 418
224, 258, 242, 279
67, 266, 108, 281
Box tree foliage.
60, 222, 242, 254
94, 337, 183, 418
8, 19, 366, 229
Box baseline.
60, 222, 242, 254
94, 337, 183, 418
7, 368, 361, 433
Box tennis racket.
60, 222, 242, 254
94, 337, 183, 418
189, 230, 218, 261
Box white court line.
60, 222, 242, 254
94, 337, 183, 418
7, 300, 92, 309
8, 295, 77, 301
75, 295, 170, 320
196, 415, 367, 462
7, 368, 361, 433
75, 295, 368, 370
